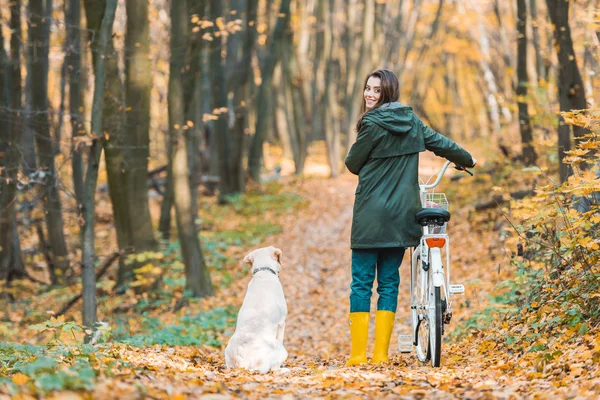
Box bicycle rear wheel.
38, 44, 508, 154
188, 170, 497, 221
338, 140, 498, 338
429, 285, 442, 367
412, 250, 430, 362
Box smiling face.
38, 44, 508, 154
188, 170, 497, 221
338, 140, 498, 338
364, 76, 382, 110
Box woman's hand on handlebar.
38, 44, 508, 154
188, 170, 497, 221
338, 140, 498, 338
454, 159, 475, 176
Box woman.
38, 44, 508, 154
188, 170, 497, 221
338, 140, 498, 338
344, 69, 476, 365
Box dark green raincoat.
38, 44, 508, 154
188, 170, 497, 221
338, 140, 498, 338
345, 102, 474, 249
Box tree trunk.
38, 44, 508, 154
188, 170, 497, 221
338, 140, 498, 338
546, 0, 588, 182
516, 0, 537, 165
583, 0, 599, 103
247, 0, 292, 182
273, 65, 294, 160
209, 0, 234, 202
323, 0, 341, 177
22, 6, 37, 177
183, 0, 207, 218
226, 0, 257, 191
286, 50, 308, 173
0, 29, 25, 282
29, 0, 70, 284
529, 0, 545, 84
81, 0, 118, 339
345, 0, 375, 149
170, 0, 213, 298
281, 20, 307, 174
117, 0, 158, 284
84, 0, 148, 287
67, 0, 85, 204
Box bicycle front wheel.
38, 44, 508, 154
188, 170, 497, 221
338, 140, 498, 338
429, 285, 442, 367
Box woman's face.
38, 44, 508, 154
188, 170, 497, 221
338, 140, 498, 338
364, 76, 381, 110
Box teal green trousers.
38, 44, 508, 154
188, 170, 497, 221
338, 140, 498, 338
350, 247, 406, 313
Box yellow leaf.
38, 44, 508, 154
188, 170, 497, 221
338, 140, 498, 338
12, 373, 29, 385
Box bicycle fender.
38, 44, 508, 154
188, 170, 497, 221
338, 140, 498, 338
429, 248, 445, 287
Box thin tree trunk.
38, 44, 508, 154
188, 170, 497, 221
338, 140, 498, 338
184, 0, 207, 217
323, 0, 341, 177
546, 0, 588, 182
282, 22, 307, 174
529, 0, 545, 84
273, 65, 293, 159
67, 0, 84, 204
81, 0, 118, 340
460, 0, 509, 134
170, 0, 213, 298
227, 0, 257, 191
22, 4, 37, 176
583, 0, 599, 104
29, 0, 70, 284
158, 166, 174, 240
516, 0, 537, 165
311, 0, 326, 144
247, 0, 292, 182
210, 0, 234, 202
84, 0, 132, 287
345, 0, 375, 149
158, 0, 208, 240
492, 0, 515, 75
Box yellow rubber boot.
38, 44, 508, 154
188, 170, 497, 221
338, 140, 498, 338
346, 312, 369, 366
371, 310, 395, 363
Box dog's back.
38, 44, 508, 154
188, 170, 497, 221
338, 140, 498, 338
224, 246, 287, 373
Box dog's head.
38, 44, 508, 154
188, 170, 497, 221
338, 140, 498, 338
243, 246, 282, 274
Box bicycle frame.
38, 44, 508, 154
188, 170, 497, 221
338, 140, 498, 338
407, 160, 464, 366
418, 160, 452, 302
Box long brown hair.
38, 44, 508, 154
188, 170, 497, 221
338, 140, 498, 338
355, 69, 400, 131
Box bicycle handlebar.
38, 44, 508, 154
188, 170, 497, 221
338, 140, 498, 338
421, 160, 473, 189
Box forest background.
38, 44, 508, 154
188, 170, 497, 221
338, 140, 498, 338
1, 0, 599, 398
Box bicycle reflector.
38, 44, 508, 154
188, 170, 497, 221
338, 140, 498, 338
426, 237, 446, 248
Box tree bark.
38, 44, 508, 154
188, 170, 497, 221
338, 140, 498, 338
81, 0, 118, 339
546, 0, 588, 182
170, 0, 213, 298
247, 0, 292, 182
323, 0, 341, 177
0, 28, 25, 281
284, 36, 308, 174
529, 0, 545, 84
273, 65, 294, 160
516, 0, 537, 165
84, 0, 130, 282
117, 0, 158, 284
21, 2, 37, 177
227, 0, 257, 191
29, 0, 70, 284
345, 0, 375, 149
209, 0, 234, 202
67, 0, 85, 204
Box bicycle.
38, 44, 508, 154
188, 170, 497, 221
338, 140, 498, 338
397, 160, 472, 367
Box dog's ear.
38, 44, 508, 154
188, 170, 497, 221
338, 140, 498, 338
243, 250, 255, 266
271, 247, 282, 263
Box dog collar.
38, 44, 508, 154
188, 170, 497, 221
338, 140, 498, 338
252, 267, 279, 277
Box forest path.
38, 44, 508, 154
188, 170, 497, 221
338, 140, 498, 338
94, 155, 563, 399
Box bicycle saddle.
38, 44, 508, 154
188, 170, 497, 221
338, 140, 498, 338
415, 208, 451, 226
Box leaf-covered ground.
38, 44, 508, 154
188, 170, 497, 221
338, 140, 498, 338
2, 149, 599, 399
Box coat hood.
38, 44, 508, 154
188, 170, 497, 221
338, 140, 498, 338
362, 102, 413, 135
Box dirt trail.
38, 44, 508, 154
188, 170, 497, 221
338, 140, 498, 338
94, 155, 562, 399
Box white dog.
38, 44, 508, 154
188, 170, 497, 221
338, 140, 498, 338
224, 246, 288, 373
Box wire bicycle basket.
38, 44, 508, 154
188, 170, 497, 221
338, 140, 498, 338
423, 192, 449, 234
